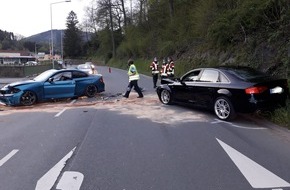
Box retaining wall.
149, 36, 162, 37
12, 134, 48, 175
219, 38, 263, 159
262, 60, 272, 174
0, 65, 52, 77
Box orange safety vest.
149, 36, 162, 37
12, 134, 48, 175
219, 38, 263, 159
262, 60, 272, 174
167, 61, 174, 76
150, 61, 159, 74
160, 64, 169, 77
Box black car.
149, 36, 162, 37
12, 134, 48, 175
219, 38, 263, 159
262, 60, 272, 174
156, 66, 289, 121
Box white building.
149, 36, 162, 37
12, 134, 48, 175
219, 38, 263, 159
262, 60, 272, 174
0, 50, 36, 65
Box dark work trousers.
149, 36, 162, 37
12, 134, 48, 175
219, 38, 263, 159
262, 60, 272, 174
124, 80, 143, 98
152, 74, 158, 88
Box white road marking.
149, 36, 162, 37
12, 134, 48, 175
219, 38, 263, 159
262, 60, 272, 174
216, 138, 290, 188
56, 171, 84, 190
211, 119, 267, 130
55, 108, 67, 117
35, 147, 76, 190
54, 99, 76, 117
0, 149, 19, 167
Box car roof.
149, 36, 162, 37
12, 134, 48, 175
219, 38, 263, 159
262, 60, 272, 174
210, 66, 270, 81
48, 69, 88, 74
187, 66, 271, 82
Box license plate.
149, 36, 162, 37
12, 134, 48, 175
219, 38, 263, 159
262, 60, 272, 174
270, 86, 283, 94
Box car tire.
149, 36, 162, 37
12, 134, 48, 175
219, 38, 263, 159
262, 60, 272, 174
160, 89, 172, 105
85, 84, 97, 98
20, 91, 37, 106
214, 96, 236, 121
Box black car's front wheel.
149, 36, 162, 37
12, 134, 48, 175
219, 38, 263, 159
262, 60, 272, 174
85, 84, 97, 98
214, 96, 236, 121
160, 89, 172, 105
20, 91, 37, 106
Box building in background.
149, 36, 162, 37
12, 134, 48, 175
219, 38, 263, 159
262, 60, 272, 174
0, 50, 36, 65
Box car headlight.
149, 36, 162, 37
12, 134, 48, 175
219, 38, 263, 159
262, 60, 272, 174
8, 86, 21, 94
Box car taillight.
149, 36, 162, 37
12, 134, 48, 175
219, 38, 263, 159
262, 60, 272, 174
245, 86, 268, 94
100, 77, 104, 83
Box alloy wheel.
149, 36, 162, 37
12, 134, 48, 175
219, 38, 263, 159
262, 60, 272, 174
160, 89, 171, 105
20, 91, 37, 106
85, 85, 97, 97
214, 96, 236, 121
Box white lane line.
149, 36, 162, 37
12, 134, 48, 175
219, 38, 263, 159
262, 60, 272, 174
56, 171, 84, 190
55, 108, 67, 117
0, 149, 19, 167
54, 99, 77, 117
35, 147, 76, 190
216, 138, 290, 189
211, 119, 267, 130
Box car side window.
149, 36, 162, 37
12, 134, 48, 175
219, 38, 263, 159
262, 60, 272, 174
183, 70, 201, 81
199, 69, 219, 82
52, 72, 72, 81
60, 72, 72, 81
219, 73, 230, 83
52, 73, 62, 81
72, 71, 88, 78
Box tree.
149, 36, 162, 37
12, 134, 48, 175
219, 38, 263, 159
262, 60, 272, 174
120, 0, 127, 27
168, 0, 174, 19
63, 11, 82, 58
95, 0, 117, 58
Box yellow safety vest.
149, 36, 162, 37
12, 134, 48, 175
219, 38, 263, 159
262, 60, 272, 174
128, 64, 140, 81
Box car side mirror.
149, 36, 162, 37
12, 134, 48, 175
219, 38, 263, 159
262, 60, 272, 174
48, 78, 54, 83
180, 79, 186, 85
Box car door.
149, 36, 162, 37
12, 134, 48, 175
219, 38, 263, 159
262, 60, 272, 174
192, 69, 220, 107
173, 69, 202, 103
43, 71, 76, 99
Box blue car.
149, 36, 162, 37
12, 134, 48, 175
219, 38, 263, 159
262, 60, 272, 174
0, 69, 105, 106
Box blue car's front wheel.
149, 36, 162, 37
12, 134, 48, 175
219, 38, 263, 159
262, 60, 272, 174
20, 91, 37, 106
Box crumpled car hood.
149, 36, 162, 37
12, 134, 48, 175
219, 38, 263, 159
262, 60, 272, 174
2, 80, 36, 89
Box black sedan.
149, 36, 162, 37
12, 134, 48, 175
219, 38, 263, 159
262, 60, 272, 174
156, 66, 289, 121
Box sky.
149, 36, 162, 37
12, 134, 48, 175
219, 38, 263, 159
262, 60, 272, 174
0, 0, 91, 37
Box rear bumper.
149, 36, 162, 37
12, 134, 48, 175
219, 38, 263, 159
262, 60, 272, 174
97, 83, 105, 93
234, 93, 288, 113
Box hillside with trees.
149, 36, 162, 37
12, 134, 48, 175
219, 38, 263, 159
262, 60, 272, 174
0, 30, 23, 50
1, 0, 289, 79
79, 0, 289, 78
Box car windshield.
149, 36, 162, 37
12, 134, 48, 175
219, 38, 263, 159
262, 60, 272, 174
226, 67, 268, 81
33, 69, 57, 81
78, 64, 90, 69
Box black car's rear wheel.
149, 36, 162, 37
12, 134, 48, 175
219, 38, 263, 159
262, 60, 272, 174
85, 84, 97, 97
160, 89, 172, 105
20, 91, 37, 106
214, 96, 236, 121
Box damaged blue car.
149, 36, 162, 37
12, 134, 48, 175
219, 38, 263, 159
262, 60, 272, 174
0, 69, 105, 106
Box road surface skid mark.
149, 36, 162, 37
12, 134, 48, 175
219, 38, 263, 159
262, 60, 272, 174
0, 93, 209, 124
0, 95, 105, 113
94, 94, 209, 125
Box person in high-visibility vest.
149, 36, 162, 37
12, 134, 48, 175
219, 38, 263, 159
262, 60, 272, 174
160, 58, 168, 79
150, 57, 159, 88
167, 56, 175, 78
123, 59, 144, 98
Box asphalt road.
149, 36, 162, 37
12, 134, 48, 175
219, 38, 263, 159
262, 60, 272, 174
0, 66, 290, 190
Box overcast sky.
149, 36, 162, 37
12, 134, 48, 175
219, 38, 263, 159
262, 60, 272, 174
0, 0, 91, 37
